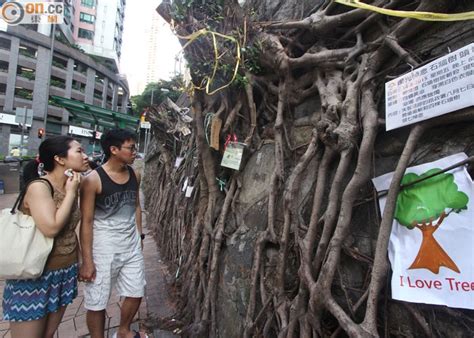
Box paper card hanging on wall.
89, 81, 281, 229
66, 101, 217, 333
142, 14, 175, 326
175, 157, 184, 168
221, 143, 244, 170
185, 186, 194, 198
210, 117, 222, 150
182, 177, 188, 192
372, 153, 474, 309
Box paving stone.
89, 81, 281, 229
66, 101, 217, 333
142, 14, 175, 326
57, 318, 76, 338
106, 303, 121, 330
153, 329, 180, 338
74, 313, 89, 337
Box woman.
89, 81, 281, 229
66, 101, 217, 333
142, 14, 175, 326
2, 136, 89, 338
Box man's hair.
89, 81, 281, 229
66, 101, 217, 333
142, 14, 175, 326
100, 129, 137, 158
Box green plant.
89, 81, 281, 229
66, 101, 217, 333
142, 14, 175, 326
233, 73, 248, 88
71, 44, 85, 53
16, 89, 33, 100
52, 60, 66, 69
48, 99, 62, 107
19, 49, 36, 58
242, 42, 263, 74
50, 79, 65, 88
170, 0, 194, 21
19, 71, 35, 80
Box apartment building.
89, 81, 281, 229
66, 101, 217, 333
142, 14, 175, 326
0, 24, 134, 156
0, 0, 135, 156
74, 0, 125, 72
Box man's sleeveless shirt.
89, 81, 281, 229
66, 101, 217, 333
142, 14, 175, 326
93, 166, 140, 254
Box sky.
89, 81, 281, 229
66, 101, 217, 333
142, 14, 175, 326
120, 0, 182, 95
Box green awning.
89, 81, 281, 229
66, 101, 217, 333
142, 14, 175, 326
97, 118, 117, 129
68, 108, 96, 124
50, 96, 139, 128
123, 122, 138, 131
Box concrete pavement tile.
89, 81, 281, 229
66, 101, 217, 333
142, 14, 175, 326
57, 318, 76, 337
106, 303, 121, 329
77, 286, 84, 297
74, 313, 89, 337
109, 291, 121, 304
63, 298, 82, 319
153, 329, 179, 338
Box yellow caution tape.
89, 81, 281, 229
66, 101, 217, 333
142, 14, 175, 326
172, 28, 241, 95
334, 0, 474, 21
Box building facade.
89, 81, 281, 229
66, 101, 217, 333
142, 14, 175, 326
0, 24, 132, 156
73, 0, 126, 72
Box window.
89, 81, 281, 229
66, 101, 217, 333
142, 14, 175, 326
52, 56, 67, 69
18, 45, 37, 59
0, 37, 11, 50
78, 28, 94, 40
72, 80, 86, 92
15, 87, 33, 100
17, 66, 35, 80
80, 12, 95, 24
94, 89, 103, 100
0, 60, 8, 72
50, 76, 66, 89
81, 0, 95, 8
74, 61, 87, 74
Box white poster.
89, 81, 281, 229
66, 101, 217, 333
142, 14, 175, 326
385, 43, 474, 131
221, 143, 244, 170
372, 153, 474, 309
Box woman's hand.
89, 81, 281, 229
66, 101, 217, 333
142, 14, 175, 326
79, 261, 96, 283
65, 171, 81, 195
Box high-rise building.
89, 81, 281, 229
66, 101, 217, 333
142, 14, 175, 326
73, 0, 126, 73
0, 0, 135, 158
145, 12, 160, 85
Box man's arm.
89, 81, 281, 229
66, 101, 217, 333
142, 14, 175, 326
135, 169, 143, 238
79, 171, 99, 281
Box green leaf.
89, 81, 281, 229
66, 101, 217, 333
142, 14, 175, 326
394, 169, 469, 228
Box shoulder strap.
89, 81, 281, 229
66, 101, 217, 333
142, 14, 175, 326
128, 165, 138, 184
96, 166, 109, 183
11, 178, 54, 215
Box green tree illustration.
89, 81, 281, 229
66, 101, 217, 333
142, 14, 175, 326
394, 169, 469, 274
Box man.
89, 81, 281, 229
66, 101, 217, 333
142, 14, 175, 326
80, 129, 147, 338
10, 146, 20, 157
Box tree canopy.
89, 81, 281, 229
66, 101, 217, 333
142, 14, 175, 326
130, 76, 184, 115
395, 170, 469, 228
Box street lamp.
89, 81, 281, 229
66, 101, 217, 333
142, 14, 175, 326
42, 24, 56, 134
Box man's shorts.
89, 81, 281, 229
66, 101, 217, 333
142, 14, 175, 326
84, 249, 146, 311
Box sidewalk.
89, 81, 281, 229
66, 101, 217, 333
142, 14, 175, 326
0, 193, 178, 337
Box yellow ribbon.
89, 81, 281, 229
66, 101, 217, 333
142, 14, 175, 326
334, 0, 474, 21
173, 28, 241, 95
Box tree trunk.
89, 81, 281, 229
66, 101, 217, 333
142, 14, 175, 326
410, 222, 460, 274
